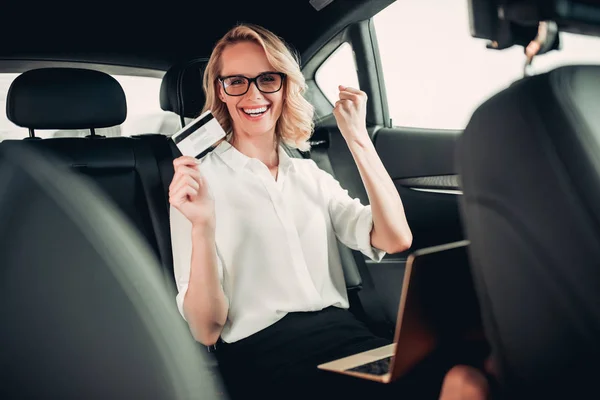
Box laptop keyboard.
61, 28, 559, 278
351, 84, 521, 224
346, 356, 392, 375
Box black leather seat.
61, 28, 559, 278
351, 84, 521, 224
0, 142, 225, 399
457, 65, 600, 398
2, 67, 177, 291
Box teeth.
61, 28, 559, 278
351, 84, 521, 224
243, 106, 268, 114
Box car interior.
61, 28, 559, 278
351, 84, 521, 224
1, 0, 600, 398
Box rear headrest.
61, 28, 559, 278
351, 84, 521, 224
160, 59, 208, 119
6, 68, 126, 129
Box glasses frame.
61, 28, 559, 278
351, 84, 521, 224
217, 72, 286, 96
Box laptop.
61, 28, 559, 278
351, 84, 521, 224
317, 240, 485, 383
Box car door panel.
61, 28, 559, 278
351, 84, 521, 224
374, 127, 464, 251
375, 128, 461, 178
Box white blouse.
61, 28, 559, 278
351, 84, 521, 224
170, 140, 385, 343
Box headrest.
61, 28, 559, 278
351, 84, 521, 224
160, 58, 208, 119
6, 68, 127, 130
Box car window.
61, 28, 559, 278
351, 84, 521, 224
315, 42, 360, 105
373, 0, 600, 130
0, 72, 178, 141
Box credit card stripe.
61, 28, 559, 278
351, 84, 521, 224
173, 112, 215, 144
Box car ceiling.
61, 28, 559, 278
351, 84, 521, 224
1, 0, 395, 72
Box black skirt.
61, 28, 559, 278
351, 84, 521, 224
214, 306, 474, 400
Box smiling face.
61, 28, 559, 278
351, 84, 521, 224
218, 41, 285, 142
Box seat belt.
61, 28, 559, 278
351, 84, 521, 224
134, 134, 176, 209
307, 146, 395, 338
132, 138, 177, 294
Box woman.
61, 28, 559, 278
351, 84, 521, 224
169, 23, 489, 400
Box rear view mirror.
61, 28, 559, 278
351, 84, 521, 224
467, 0, 600, 51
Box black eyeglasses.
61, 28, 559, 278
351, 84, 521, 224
218, 72, 286, 96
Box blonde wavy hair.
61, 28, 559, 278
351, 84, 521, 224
202, 23, 314, 151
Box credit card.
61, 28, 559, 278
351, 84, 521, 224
171, 110, 226, 158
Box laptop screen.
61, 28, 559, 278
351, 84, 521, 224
408, 241, 484, 342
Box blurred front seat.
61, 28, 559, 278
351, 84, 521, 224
0, 144, 225, 399
457, 65, 600, 398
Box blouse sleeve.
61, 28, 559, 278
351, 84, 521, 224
310, 160, 386, 262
